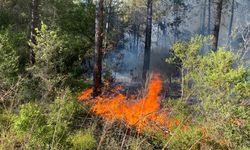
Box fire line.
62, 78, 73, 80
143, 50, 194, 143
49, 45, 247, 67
78, 73, 179, 134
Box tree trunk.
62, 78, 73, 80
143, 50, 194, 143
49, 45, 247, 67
93, 0, 104, 97
104, 0, 112, 52
228, 0, 235, 38
173, 3, 179, 42
136, 24, 140, 51
157, 23, 160, 46
29, 0, 39, 64
208, 0, 211, 34
202, 0, 207, 35
142, 0, 153, 80
212, 0, 223, 51
133, 24, 137, 49
181, 67, 184, 100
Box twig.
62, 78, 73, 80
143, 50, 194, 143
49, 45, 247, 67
97, 121, 112, 150
120, 127, 129, 150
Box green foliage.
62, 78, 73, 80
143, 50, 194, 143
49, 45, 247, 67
220, 105, 250, 148
0, 110, 14, 132
192, 48, 249, 101
126, 137, 154, 150
27, 23, 66, 100
0, 29, 19, 85
29, 22, 91, 78
55, 0, 95, 38
13, 103, 51, 148
29, 23, 64, 74
167, 35, 212, 68
0, 10, 13, 28
13, 103, 46, 134
45, 89, 82, 149
13, 89, 83, 149
167, 126, 204, 150
166, 36, 250, 149
51, 0, 95, 76
69, 128, 97, 150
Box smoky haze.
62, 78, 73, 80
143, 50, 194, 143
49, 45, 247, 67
105, 0, 250, 83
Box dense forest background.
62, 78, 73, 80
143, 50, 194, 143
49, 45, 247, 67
0, 0, 249, 149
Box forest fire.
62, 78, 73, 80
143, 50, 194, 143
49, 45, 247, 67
78, 74, 179, 134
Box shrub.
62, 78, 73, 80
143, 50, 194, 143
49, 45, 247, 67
13, 103, 48, 148
0, 28, 19, 85
45, 89, 82, 149
166, 36, 250, 149
13, 103, 46, 134
27, 23, 67, 100
13, 89, 83, 149
69, 128, 97, 150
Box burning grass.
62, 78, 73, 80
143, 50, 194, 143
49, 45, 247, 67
78, 73, 180, 134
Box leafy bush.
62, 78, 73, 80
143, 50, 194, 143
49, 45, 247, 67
29, 23, 64, 74
27, 23, 92, 100
27, 23, 67, 100
13, 103, 46, 134
166, 36, 250, 149
69, 128, 97, 150
0, 29, 19, 85
13, 89, 83, 149
45, 89, 82, 149
166, 126, 204, 150
13, 103, 49, 148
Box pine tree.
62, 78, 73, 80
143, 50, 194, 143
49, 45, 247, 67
212, 0, 223, 51
93, 0, 104, 97
142, 0, 153, 80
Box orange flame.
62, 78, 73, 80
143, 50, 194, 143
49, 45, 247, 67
78, 88, 93, 100
78, 74, 178, 133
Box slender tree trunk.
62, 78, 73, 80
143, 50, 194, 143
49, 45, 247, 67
173, 4, 179, 42
93, 0, 104, 97
212, 0, 223, 51
136, 24, 140, 51
29, 0, 39, 64
208, 0, 211, 34
163, 20, 167, 48
104, 0, 112, 52
142, 0, 153, 80
181, 67, 184, 100
133, 24, 137, 49
199, 1, 204, 34
201, 0, 207, 52
202, 0, 207, 35
157, 23, 160, 46
227, 0, 235, 47
228, 0, 235, 38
